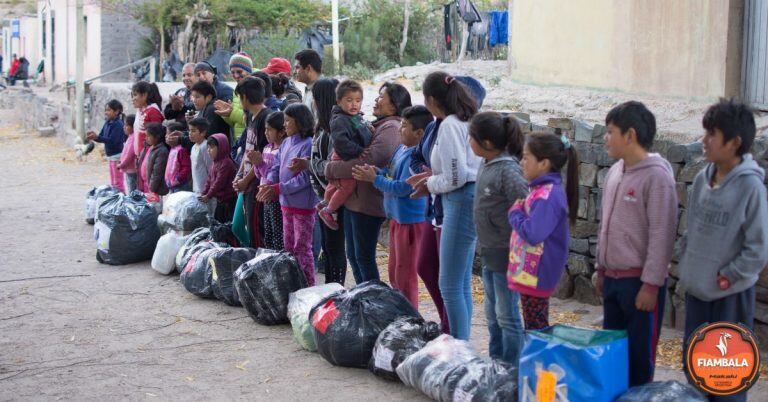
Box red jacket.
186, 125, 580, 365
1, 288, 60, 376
203, 134, 237, 202
8, 59, 20, 77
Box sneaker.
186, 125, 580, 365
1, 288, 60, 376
318, 208, 339, 230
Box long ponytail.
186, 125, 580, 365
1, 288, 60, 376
423, 71, 477, 121
526, 132, 580, 225
469, 112, 524, 158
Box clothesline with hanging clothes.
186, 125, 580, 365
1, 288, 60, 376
443, 1, 509, 54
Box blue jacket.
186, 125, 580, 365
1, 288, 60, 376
375, 145, 428, 224
95, 118, 125, 157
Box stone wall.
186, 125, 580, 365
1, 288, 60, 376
514, 114, 768, 350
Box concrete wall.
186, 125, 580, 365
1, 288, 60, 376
99, 9, 150, 82
508, 0, 743, 100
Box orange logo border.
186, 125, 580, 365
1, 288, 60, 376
685, 321, 761, 396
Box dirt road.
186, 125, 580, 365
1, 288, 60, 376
1, 108, 765, 401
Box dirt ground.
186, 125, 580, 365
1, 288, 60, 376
0, 107, 766, 401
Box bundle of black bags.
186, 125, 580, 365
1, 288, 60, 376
234, 250, 308, 325
85, 185, 120, 224
94, 191, 161, 265
209, 247, 258, 306
369, 316, 441, 381
309, 280, 420, 368
396, 334, 518, 402
175, 227, 213, 272
180, 247, 222, 298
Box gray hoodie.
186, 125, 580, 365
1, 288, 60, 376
679, 154, 768, 301
473, 153, 529, 260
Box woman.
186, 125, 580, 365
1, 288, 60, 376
324, 82, 412, 284
289, 77, 347, 285
409, 71, 481, 341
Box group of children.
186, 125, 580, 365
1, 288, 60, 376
89, 54, 767, 398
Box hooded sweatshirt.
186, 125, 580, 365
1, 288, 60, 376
507, 172, 569, 298
679, 154, 768, 301
202, 133, 237, 202
596, 154, 678, 294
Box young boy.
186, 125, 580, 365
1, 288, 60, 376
596, 101, 678, 387
317, 79, 373, 230
190, 81, 230, 139
164, 121, 192, 193
188, 118, 212, 194
352, 106, 431, 308
200, 133, 237, 222
679, 99, 768, 402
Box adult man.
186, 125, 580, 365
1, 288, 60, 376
194, 61, 233, 102
293, 49, 322, 119
163, 63, 198, 123
214, 52, 252, 143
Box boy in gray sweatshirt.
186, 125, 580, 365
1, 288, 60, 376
679, 99, 768, 402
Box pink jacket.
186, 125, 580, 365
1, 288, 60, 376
596, 154, 678, 294
118, 133, 137, 173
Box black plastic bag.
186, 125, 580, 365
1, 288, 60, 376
442, 359, 518, 402
616, 381, 706, 402
175, 227, 213, 272
180, 247, 223, 298
157, 191, 210, 233
85, 185, 120, 224
210, 247, 258, 306
210, 219, 239, 246
234, 250, 308, 325
369, 316, 441, 381
310, 280, 421, 368
95, 191, 161, 265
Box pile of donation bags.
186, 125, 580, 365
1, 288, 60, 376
94, 191, 161, 265
85, 185, 121, 225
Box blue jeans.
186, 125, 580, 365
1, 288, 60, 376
439, 183, 477, 340
344, 209, 384, 284
481, 248, 523, 364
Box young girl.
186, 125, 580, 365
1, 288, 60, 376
131, 81, 164, 191
165, 122, 192, 193
137, 122, 170, 202
117, 114, 138, 193
200, 133, 237, 222
86, 100, 125, 192
508, 132, 580, 330
249, 111, 286, 251
260, 103, 318, 285
470, 112, 528, 364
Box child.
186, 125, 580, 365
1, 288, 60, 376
596, 101, 678, 387
188, 117, 212, 195
508, 132, 579, 330
86, 99, 125, 192
137, 122, 170, 201
117, 114, 138, 193
164, 121, 192, 193
249, 111, 287, 250
317, 79, 372, 230
190, 81, 230, 139
200, 133, 237, 222
131, 81, 164, 192
469, 111, 528, 365
679, 99, 768, 402
352, 106, 431, 309
260, 103, 318, 285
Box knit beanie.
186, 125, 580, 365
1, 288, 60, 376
229, 52, 253, 74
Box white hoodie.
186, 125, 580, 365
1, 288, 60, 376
426, 114, 483, 194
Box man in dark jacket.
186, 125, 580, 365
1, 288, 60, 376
164, 63, 197, 123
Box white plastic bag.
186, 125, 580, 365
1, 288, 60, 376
287, 283, 345, 351
151, 232, 187, 274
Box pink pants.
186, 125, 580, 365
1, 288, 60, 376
108, 160, 125, 193
323, 178, 356, 211
389, 220, 431, 310
282, 208, 316, 286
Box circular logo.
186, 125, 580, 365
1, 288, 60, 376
685, 322, 761, 396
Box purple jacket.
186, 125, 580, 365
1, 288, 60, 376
266, 134, 318, 210
507, 172, 570, 298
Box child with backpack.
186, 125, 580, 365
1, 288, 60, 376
164, 122, 192, 193
470, 111, 529, 364
508, 132, 579, 330
596, 101, 678, 386
86, 99, 125, 192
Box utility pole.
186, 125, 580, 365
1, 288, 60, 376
332, 0, 340, 73
75, 0, 85, 142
